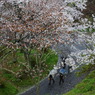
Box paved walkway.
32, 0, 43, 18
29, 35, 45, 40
20, 70, 85, 95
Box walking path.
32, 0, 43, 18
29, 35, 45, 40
20, 70, 85, 95
20, 40, 88, 95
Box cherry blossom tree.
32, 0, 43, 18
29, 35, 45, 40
0, 0, 66, 72
0, 0, 90, 73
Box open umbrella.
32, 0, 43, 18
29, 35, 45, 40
59, 68, 67, 75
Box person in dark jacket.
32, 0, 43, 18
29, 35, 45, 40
59, 66, 65, 85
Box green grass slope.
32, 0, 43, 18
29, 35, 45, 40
64, 70, 95, 95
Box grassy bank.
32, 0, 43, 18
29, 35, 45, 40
64, 66, 95, 95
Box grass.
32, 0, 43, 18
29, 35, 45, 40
46, 50, 58, 69
64, 70, 95, 95
0, 82, 18, 95
0, 47, 58, 95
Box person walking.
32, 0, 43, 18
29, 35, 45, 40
48, 75, 55, 85
59, 67, 66, 85
48, 66, 58, 85
59, 73, 64, 85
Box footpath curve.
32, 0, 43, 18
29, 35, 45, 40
20, 70, 85, 95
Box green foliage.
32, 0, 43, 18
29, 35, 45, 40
46, 50, 58, 70
64, 70, 95, 95
0, 46, 58, 95
29, 55, 37, 67
0, 82, 18, 95
16, 50, 25, 63
67, 2, 76, 7
76, 64, 95, 76
79, 28, 95, 34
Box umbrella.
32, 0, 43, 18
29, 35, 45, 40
59, 68, 67, 74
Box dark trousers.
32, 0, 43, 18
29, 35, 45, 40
59, 74, 64, 85
48, 78, 55, 85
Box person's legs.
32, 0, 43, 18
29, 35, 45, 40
52, 78, 55, 84
62, 75, 64, 83
49, 78, 55, 85
59, 78, 61, 85
59, 74, 61, 85
59, 74, 63, 85
48, 75, 55, 85
48, 78, 51, 85
48, 75, 52, 85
